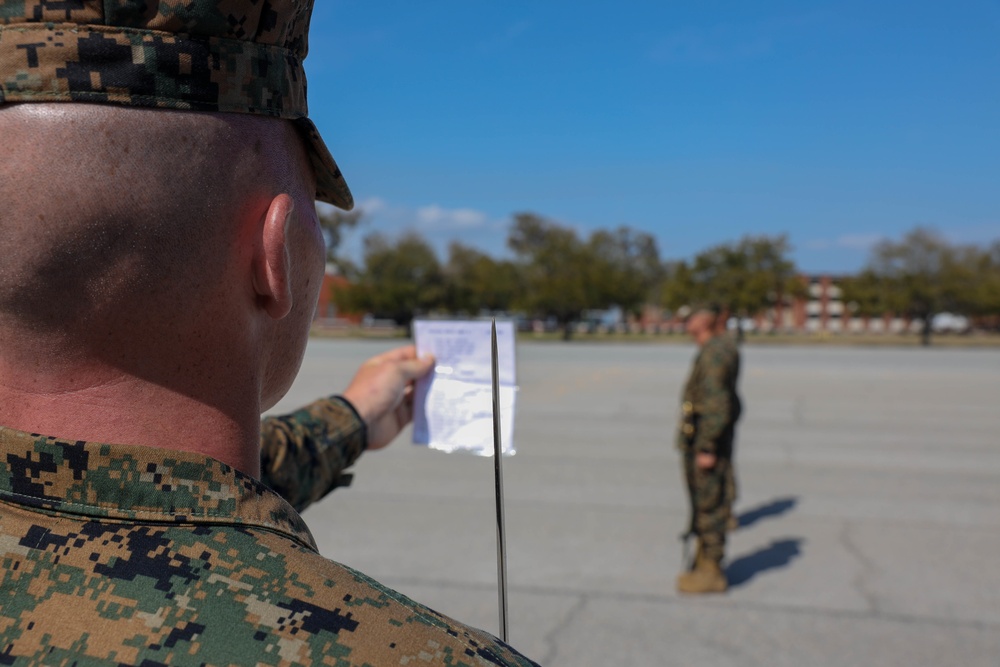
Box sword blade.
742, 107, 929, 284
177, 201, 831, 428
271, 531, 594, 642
491, 318, 509, 642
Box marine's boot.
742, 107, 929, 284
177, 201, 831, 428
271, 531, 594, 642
676, 554, 728, 594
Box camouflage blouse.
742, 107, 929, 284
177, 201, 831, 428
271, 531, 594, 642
0, 426, 540, 666
259, 396, 367, 512
678, 334, 742, 454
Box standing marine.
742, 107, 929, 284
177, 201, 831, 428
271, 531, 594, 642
676, 307, 743, 594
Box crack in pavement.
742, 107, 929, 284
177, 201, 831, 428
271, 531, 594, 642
839, 520, 880, 614
539, 593, 588, 666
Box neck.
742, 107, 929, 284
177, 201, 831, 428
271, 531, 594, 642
0, 350, 262, 478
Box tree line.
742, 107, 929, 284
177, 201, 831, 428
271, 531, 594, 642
318, 207, 1000, 343
841, 228, 1000, 344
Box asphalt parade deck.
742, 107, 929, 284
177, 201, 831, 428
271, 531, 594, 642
269, 339, 1000, 667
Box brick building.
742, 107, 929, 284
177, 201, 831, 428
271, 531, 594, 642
313, 271, 361, 324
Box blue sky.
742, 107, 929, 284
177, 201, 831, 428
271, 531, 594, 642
305, 1, 1000, 273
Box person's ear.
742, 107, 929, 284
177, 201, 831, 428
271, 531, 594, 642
252, 193, 294, 319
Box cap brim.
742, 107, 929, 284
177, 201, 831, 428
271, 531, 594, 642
294, 118, 354, 210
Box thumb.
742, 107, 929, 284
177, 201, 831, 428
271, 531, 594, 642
397, 354, 435, 381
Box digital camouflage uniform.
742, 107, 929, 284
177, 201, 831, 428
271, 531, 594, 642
260, 396, 367, 512
0, 425, 539, 666
677, 333, 742, 565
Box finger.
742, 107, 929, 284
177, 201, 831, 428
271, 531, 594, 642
394, 355, 435, 381
395, 396, 414, 426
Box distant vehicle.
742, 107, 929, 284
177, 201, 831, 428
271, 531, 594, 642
582, 306, 624, 333
931, 313, 970, 334
727, 317, 756, 333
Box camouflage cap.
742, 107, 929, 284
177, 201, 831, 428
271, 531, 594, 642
0, 0, 352, 209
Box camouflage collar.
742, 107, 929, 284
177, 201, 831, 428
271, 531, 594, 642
0, 425, 317, 551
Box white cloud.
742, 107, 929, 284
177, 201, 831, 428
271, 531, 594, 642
356, 196, 388, 215
335, 197, 495, 232
338, 195, 507, 253
314, 200, 338, 217
416, 204, 489, 231
344, 197, 510, 259
316, 196, 388, 219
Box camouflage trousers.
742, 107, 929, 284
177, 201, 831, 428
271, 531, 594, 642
682, 450, 735, 564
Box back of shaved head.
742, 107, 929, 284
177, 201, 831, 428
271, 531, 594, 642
0, 104, 310, 343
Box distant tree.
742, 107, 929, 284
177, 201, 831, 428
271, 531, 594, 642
680, 235, 802, 339
953, 241, 1000, 324
507, 213, 591, 339
586, 227, 663, 320
316, 203, 365, 275
982, 241, 1000, 327
840, 269, 890, 319
660, 260, 695, 314
444, 242, 522, 315
849, 227, 975, 346
335, 231, 445, 327
839, 230, 1000, 340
